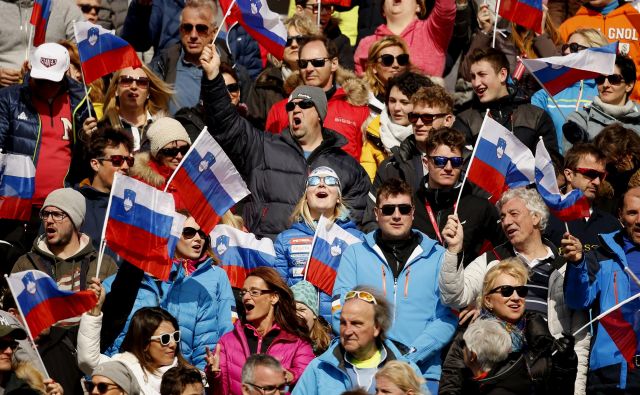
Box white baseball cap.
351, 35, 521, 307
30, 43, 70, 82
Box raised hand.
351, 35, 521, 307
442, 214, 464, 254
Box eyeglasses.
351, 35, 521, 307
429, 156, 464, 169
561, 43, 588, 54
307, 175, 339, 187
96, 154, 134, 167
573, 167, 607, 181
285, 99, 315, 112
595, 74, 625, 85
226, 83, 240, 93
159, 145, 190, 157
239, 288, 275, 298
0, 340, 19, 352
118, 75, 150, 89
408, 112, 448, 125
180, 23, 211, 36
285, 35, 309, 47
378, 204, 413, 216
182, 227, 208, 240
304, 3, 333, 14
82, 380, 121, 394
345, 290, 378, 305
488, 285, 529, 298
78, 4, 102, 13
297, 58, 330, 69
149, 330, 181, 346
378, 53, 409, 67
39, 210, 67, 222
245, 382, 288, 395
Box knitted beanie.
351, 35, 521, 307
289, 86, 328, 122
92, 361, 141, 395
291, 280, 319, 317
146, 117, 192, 157
41, 188, 86, 229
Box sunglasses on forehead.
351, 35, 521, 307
378, 53, 409, 67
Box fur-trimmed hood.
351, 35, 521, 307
284, 67, 369, 107
128, 152, 167, 188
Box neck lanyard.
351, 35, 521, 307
424, 199, 456, 245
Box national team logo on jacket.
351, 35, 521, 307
496, 138, 507, 159
40, 57, 57, 68
198, 152, 216, 173
123, 189, 136, 212
22, 272, 37, 295
215, 235, 230, 256
330, 238, 347, 257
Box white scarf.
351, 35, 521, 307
113, 352, 178, 395
379, 110, 414, 152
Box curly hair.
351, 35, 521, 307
410, 85, 453, 113
497, 187, 549, 232
424, 127, 465, 155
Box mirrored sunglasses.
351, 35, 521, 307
429, 156, 463, 169
307, 175, 339, 187
345, 290, 378, 304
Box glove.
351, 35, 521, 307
554, 333, 575, 356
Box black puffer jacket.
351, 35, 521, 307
373, 135, 424, 194
202, 74, 371, 240
439, 312, 578, 395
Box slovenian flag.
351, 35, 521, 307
105, 174, 177, 281
219, 0, 287, 59
498, 0, 544, 34
534, 139, 590, 221
30, 0, 52, 46
171, 131, 250, 234
0, 153, 35, 221
210, 225, 275, 288
73, 21, 142, 84
303, 216, 362, 295
467, 116, 535, 203
6, 270, 97, 338
522, 42, 617, 96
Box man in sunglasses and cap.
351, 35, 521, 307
332, 178, 457, 394
199, 42, 370, 241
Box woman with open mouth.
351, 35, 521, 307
205, 267, 314, 394
274, 166, 364, 325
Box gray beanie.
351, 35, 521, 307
92, 361, 141, 395
146, 117, 191, 157
289, 86, 328, 122
291, 280, 319, 317
41, 188, 86, 229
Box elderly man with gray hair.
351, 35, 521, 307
241, 354, 288, 395
461, 320, 512, 378
438, 187, 590, 395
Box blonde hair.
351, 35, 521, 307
221, 210, 245, 230
375, 361, 426, 394
364, 36, 410, 97
481, 258, 529, 310
59, 40, 105, 104
15, 362, 46, 394
570, 28, 609, 48
102, 64, 174, 127
269, 14, 321, 68
289, 190, 350, 230
510, 15, 562, 59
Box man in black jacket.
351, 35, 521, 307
199, 43, 371, 240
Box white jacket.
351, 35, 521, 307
77, 313, 177, 395
438, 248, 591, 395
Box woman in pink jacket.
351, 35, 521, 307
205, 267, 314, 395
354, 0, 456, 78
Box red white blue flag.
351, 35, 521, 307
6, 270, 97, 338
534, 139, 590, 221
73, 21, 141, 84
30, 0, 52, 46
210, 225, 275, 288
498, 0, 543, 34
467, 116, 535, 203
105, 174, 177, 281
0, 153, 35, 221
522, 42, 617, 96
171, 131, 250, 234
220, 0, 287, 59
303, 216, 362, 295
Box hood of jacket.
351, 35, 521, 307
129, 152, 168, 188
32, 233, 94, 261
283, 68, 369, 107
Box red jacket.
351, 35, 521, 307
265, 87, 369, 159
212, 321, 315, 395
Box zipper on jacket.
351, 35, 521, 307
393, 277, 398, 321
613, 271, 619, 304
404, 268, 410, 297
381, 266, 387, 296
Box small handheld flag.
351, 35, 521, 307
30, 0, 53, 46
73, 21, 142, 84
497, 0, 543, 34
6, 270, 97, 338
0, 153, 35, 221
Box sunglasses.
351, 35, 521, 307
118, 75, 150, 89
82, 380, 120, 394
182, 227, 208, 240
96, 154, 134, 167
180, 23, 210, 35
429, 156, 464, 169
226, 82, 240, 93
285, 99, 315, 112
378, 204, 413, 216
78, 4, 102, 13
345, 290, 378, 305
159, 145, 190, 157
573, 167, 607, 180
561, 43, 588, 54
488, 285, 529, 298
246, 382, 288, 395
595, 74, 625, 85
304, 3, 334, 14
297, 58, 330, 69
307, 175, 339, 187
378, 53, 409, 67
149, 330, 181, 346
286, 35, 309, 47
408, 112, 448, 125
0, 340, 19, 351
